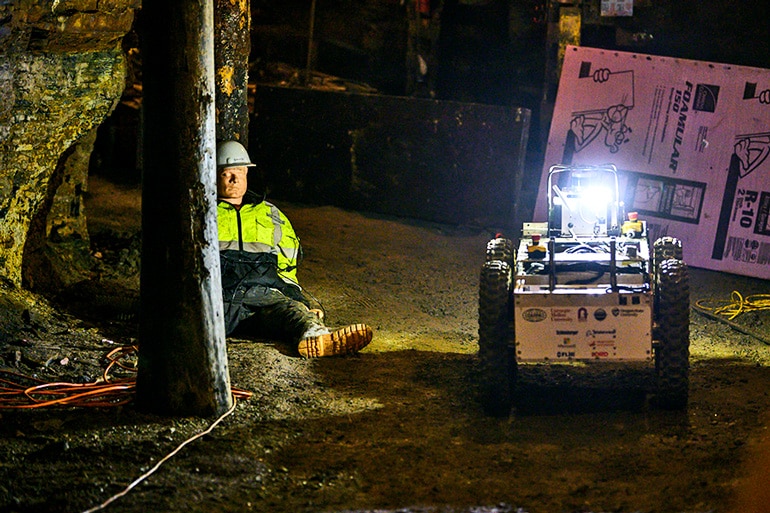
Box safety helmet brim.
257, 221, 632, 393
216, 140, 257, 168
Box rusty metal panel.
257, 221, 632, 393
250, 86, 530, 228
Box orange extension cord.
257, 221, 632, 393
0, 345, 252, 409
1, 346, 251, 513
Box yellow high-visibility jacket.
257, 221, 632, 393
218, 197, 301, 286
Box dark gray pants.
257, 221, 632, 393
226, 285, 325, 345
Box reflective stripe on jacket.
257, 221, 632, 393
217, 198, 301, 286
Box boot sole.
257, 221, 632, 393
298, 324, 373, 358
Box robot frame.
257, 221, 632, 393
478, 164, 690, 416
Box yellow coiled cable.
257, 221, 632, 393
695, 291, 770, 320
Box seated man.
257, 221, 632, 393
216, 140, 373, 357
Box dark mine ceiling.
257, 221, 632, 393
248, 0, 770, 108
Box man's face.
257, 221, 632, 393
217, 166, 249, 203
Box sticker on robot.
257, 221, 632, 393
550, 308, 573, 322
522, 308, 547, 322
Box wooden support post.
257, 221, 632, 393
406, 0, 443, 98
304, 0, 317, 86
541, 1, 582, 150
214, 0, 251, 144
137, 0, 232, 416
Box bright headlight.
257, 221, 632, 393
580, 186, 613, 218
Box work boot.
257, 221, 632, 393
298, 324, 373, 358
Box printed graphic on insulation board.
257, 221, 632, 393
538, 45, 770, 279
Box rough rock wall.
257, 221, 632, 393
0, 0, 138, 289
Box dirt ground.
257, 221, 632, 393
2, 177, 770, 513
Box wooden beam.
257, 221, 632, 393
214, 0, 251, 144
136, 0, 232, 416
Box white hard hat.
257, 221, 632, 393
216, 140, 256, 168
